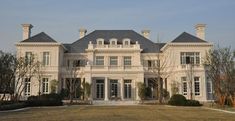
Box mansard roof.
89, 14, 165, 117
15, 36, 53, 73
171, 32, 207, 43
65, 30, 165, 53
21, 32, 57, 43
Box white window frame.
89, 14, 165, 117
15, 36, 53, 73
110, 38, 117, 45
97, 38, 104, 45
180, 52, 200, 65
181, 77, 187, 95
96, 56, 104, 65
42, 78, 49, 94
110, 56, 118, 66
25, 52, 33, 65
194, 77, 200, 95
43, 52, 50, 66
123, 38, 130, 46
24, 78, 31, 96
124, 56, 132, 66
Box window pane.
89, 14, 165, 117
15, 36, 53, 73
110, 56, 118, 66
43, 52, 49, 66
96, 56, 104, 65
194, 77, 200, 95
124, 56, 131, 66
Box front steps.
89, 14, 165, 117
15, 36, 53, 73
92, 100, 139, 106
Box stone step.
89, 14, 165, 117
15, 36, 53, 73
92, 100, 139, 106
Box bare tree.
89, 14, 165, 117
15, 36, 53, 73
65, 64, 80, 104
0, 51, 15, 102
146, 47, 174, 104
204, 47, 235, 107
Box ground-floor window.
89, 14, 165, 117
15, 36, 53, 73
24, 78, 31, 96
96, 80, 104, 99
194, 77, 200, 95
42, 78, 49, 94
207, 80, 212, 93
124, 80, 132, 99
181, 77, 187, 95
110, 80, 118, 98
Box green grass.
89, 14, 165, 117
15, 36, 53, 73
0, 105, 235, 121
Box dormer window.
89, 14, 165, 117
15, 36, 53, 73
110, 38, 117, 45
97, 38, 104, 45
123, 38, 130, 46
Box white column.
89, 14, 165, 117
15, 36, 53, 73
104, 77, 109, 101
120, 78, 124, 100
136, 80, 140, 100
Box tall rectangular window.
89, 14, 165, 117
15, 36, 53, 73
73, 60, 86, 67
124, 56, 131, 66
194, 77, 200, 95
42, 78, 49, 94
96, 56, 104, 65
180, 52, 200, 64
43, 52, 50, 66
181, 77, 187, 95
25, 52, 32, 65
110, 56, 118, 66
24, 78, 31, 96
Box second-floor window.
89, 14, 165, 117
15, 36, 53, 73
124, 56, 131, 66
73, 60, 86, 67
43, 52, 50, 66
180, 52, 200, 65
110, 56, 118, 66
25, 52, 32, 65
96, 56, 104, 65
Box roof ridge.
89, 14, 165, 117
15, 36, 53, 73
20, 32, 57, 43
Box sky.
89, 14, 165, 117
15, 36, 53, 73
0, 0, 235, 52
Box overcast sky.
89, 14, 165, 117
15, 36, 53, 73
0, 0, 234, 52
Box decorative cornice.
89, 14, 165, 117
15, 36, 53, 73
15, 42, 62, 46
161, 42, 213, 51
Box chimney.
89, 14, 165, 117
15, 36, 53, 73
22, 24, 33, 40
79, 28, 87, 39
141, 30, 150, 39
195, 24, 206, 40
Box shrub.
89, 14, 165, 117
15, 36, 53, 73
168, 94, 202, 106
168, 94, 187, 106
145, 87, 152, 98
0, 102, 26, 111
60, 88, 69, 99
137, 82, 146, 100
26, 93, 63, 107
185, 100, 202, 106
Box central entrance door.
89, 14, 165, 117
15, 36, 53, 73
96, 80, 104, 99
124, 80, 132, 99
110, 80, 118, 98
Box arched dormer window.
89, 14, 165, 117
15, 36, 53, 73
110, 38, 117, 45
97, 38, 104, 45
123, 38, 130, 46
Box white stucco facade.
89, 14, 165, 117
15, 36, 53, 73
15, 24, 213, 102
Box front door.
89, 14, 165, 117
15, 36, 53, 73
96, 80, 104, 99
124, 80, 132, 99
110, 80, 118, 98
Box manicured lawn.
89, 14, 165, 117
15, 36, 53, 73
0, 105, 235, 121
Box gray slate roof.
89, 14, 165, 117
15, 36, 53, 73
21, 32, 57, 43
171, 32, 207, 43
65, 30, 165, 53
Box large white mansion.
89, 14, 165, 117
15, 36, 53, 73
16, 24, 213, 102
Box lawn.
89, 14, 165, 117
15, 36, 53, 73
0, 105, 235, 121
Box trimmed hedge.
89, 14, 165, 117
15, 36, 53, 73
168, 94, 202, 106
0, 102, 26, 111
26, 93, 63, 107
168, 94, 187, 106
